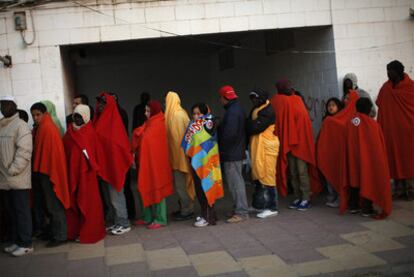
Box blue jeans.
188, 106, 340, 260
99, 181, 130, 228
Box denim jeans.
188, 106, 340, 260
223, 161, 249, 216
99, 180, 130, 228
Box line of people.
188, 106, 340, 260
0, 59, 413, 257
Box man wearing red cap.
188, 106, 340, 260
218, 85, 249, 223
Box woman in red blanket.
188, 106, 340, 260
132, 100, 174, 230
63, 104, 105, 243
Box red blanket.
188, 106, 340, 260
376, 74, 414, 179
132, 113, 174, 207
93, 92, 133, 191
270, 94, 320, 197
316, 90, 359, 198
63, 123, 105, 243
33, 114, 70, 209
346, 113, 392, 218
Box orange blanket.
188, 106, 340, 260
33, 113, 70, 209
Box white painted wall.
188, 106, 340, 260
0, 0, 413, 127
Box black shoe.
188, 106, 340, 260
348, 208, 361, 214
173, 212, 194, 221
46, 239, 67, 248
171, 210, 181, 217
361, 209, 378, 217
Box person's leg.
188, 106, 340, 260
4, 190, 17, 245
287, 153, 301, 200
296, 157, 310, 201
153, 199, 167, 225
11, 190, 32, 248
32, 173, 46, 237
348, 187, 360, 213
173, 170, 194, 217
40, 174, 67, 242
193, 171, 208, 220
266, 186, 278, 211
98, 179, 114, 225
404, 178, 414, 201
108, 185, 130, 228
223, 161, 249, 218
123, 170, 136, 220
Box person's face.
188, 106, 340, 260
343, 79, 353, 91
250, 97, 261, 108
327, 101, 339, 115
73, 113, 85, 127
145, 105, 150, 119
0, 101, 17, 118
192, 107, 203, 121
97, 97, 106, 113
31, 109, 44, 125
220, 96, 228, 106
387, 68, 399, 82
72, 97, 82, 110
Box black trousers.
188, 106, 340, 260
123, 169, 136, 220
33, 173, 67, 241
193, 170, 217, 225
349, 187, 373, 212
4, 189, 32, 247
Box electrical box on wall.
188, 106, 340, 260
13, 11, 27, 31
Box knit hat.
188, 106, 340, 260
148, 100, 162, 118
218, 85, 238, 100
344, 73, 358, 89
74, 104, 91, 124
0, 95, 16, 104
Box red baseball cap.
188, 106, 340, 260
218, 85, 238, 100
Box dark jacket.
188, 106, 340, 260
132, 103, 147, 131
218, 100, 246, 162
246, 103, 275, 136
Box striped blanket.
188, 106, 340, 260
182, 115, 224, 206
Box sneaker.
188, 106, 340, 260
111, 225, 131, 235
297, 200, 311, 211
173, 212, 194, 221
226, 215, 246, 224
361, 209, 378, 217
326, 199, 339, 208
11, 247, 34, 257
257, 210, 279, 219
4, 244, 18, 254
46, 239, 67, 248
348, 208, 361, 214
105, 225, 117, 232
289, 199, 301, 209
147, 223, 163, 230
194, 217, 209, 227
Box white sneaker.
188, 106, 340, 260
194, 217, 209, 228
106, 225, 117, 232
257, 210, 279, 218
4, 244, 18, 253
111, 225, 131, 235
326, 199, 339, 208
11, 247, 33, 257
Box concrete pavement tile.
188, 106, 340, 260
151, 266, 199, 277
273, 248, 326, 264
146, 247, 191, 271
238, 255, 296, 277
227, 244, 271, 259
291, 259, 345, 276
67, 240, 105, 260
317, 243, 387, 270
104, 228, 141, 247
32, 240, 71, 255
105, 243, 145, 266
389, 208, 414, 227
395, 235, 414, 247
141, 231, 180, 251
394, 200, 414, 211
375, 247, 414, 265
341, 231, 405, 253
211, 272, 249, 277
189, 250, 241, 276
66, 257, 109, 277
109, 261, 148, 276
361, 220, 414, 238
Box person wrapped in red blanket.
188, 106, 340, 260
376, 60, 414, 200
63, 104, 106, 243
270, 79, 320, 212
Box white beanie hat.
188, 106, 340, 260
0, 95, 17, 104
73, 104, 90, 124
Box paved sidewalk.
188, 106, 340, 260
1, 195, 414, 277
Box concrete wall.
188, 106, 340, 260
1, 0, 413, 126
